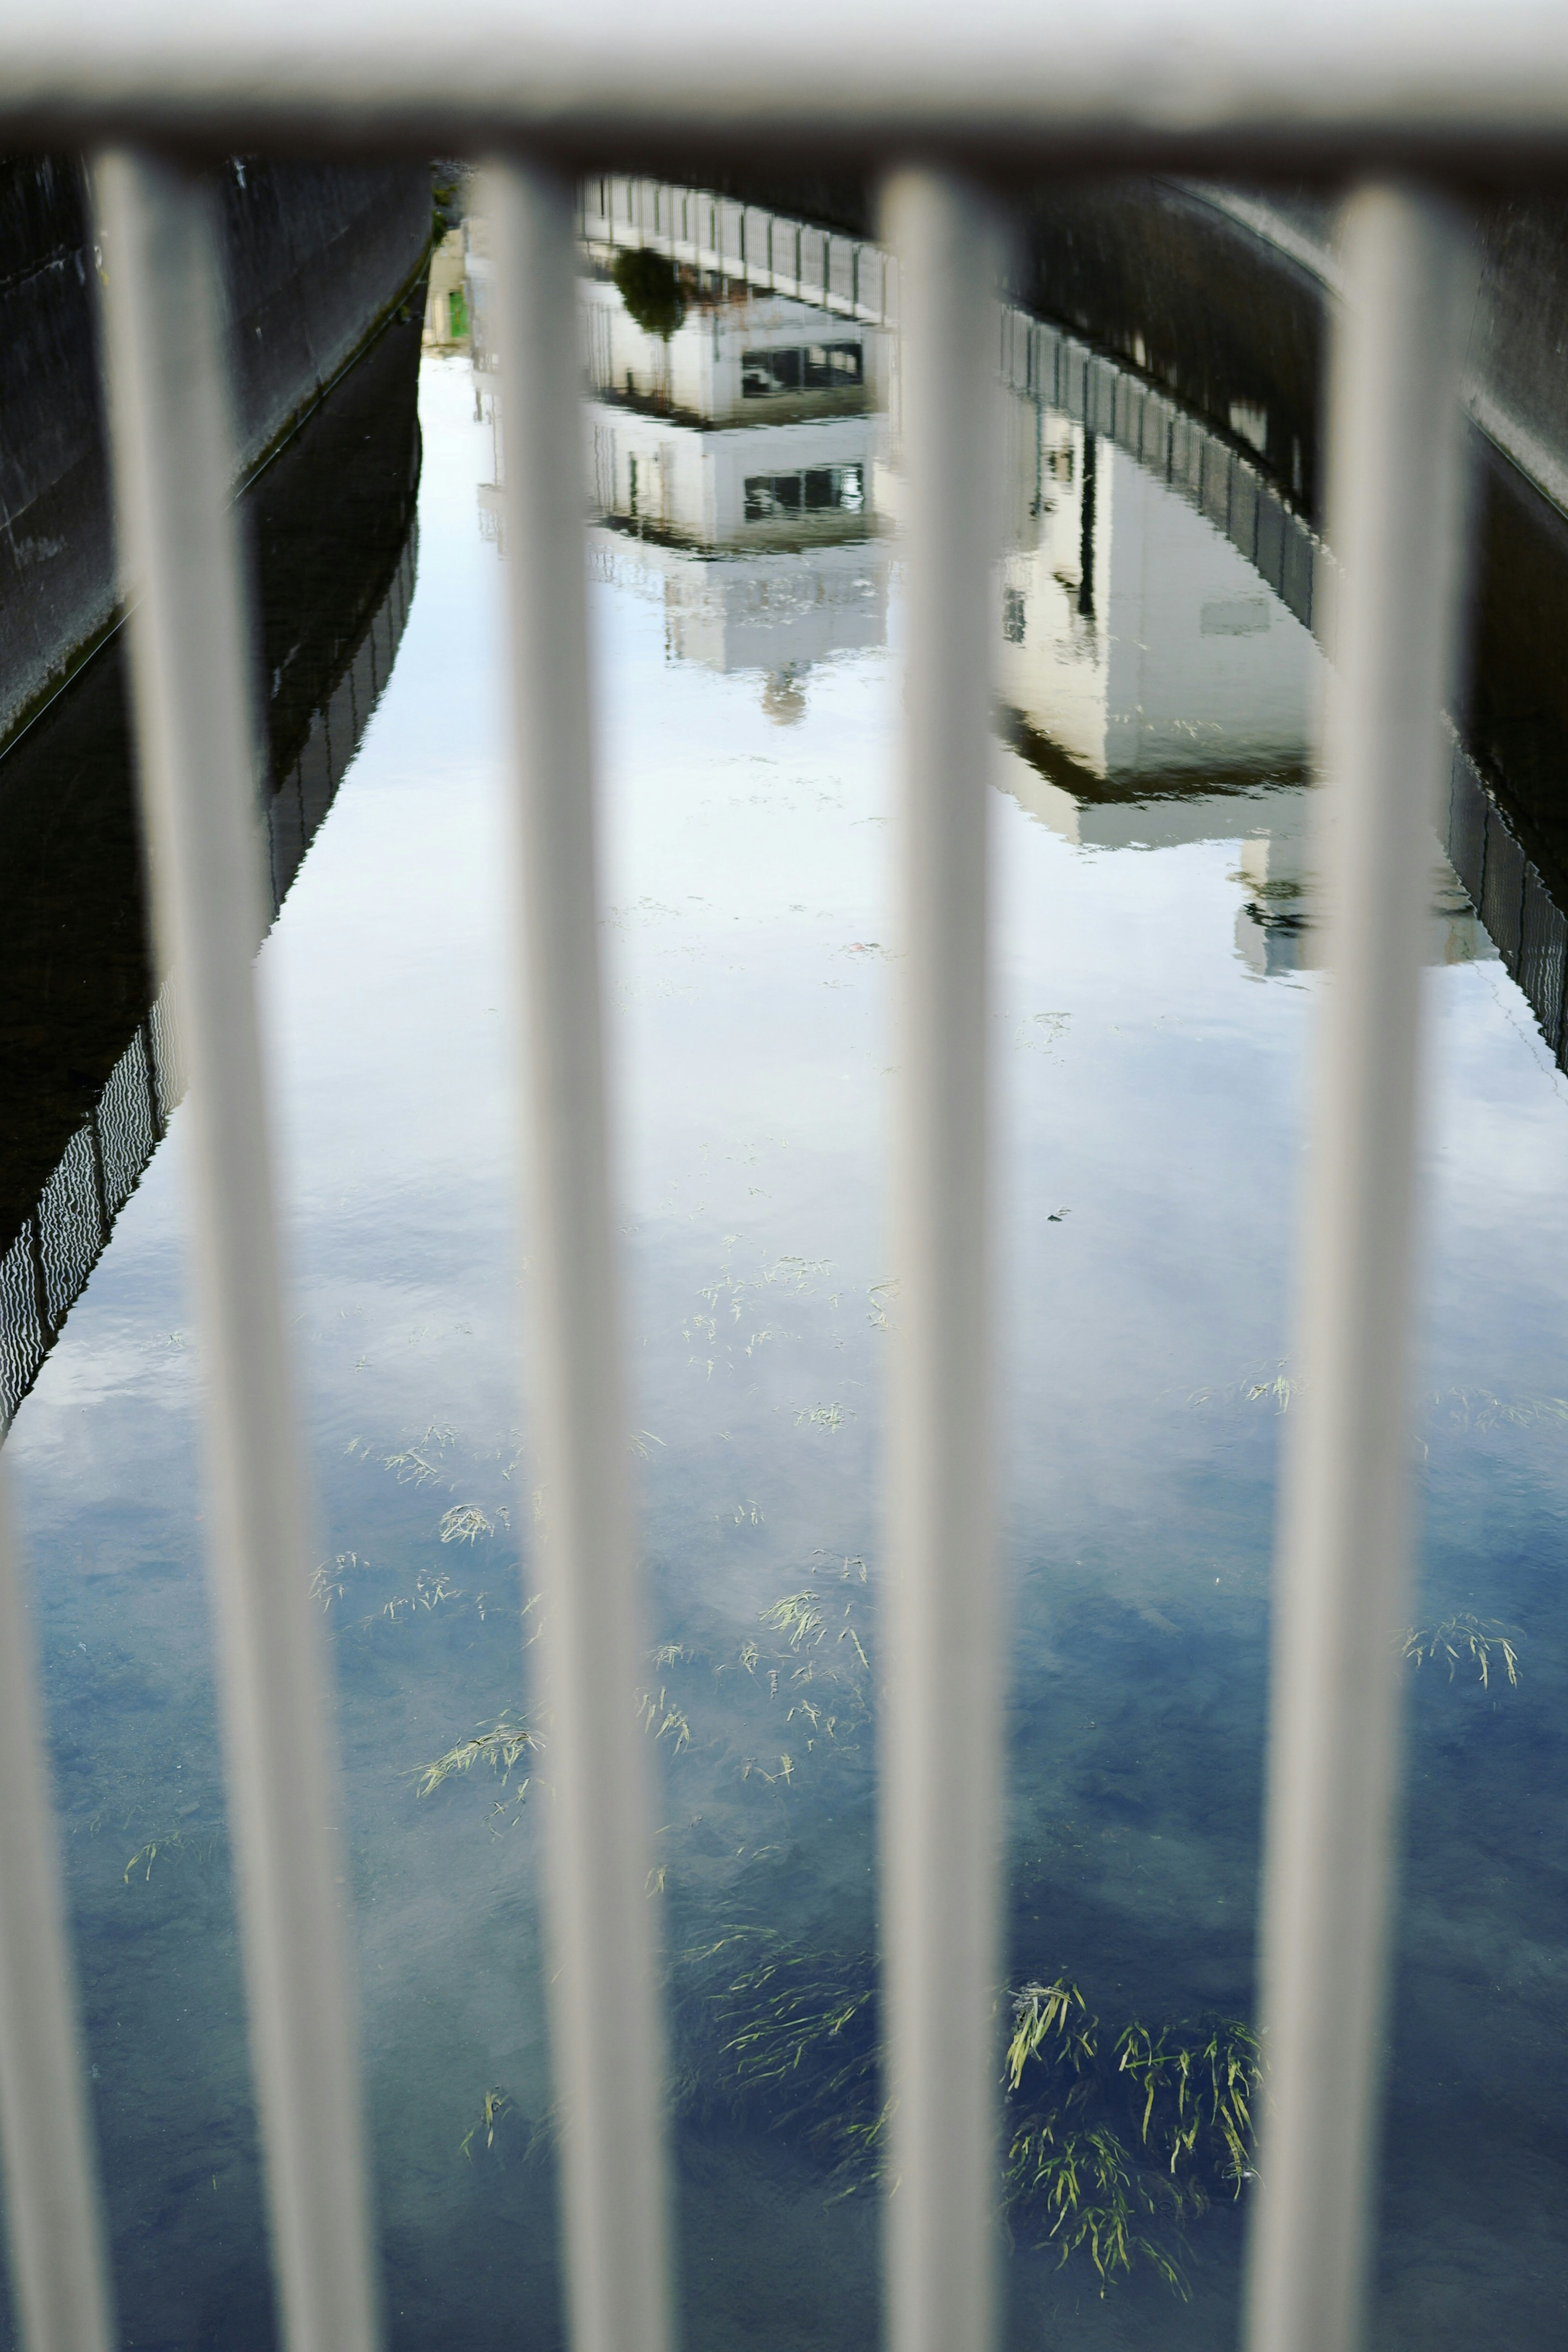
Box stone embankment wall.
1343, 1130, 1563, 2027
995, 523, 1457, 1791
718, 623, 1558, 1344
0, 156, 430, 747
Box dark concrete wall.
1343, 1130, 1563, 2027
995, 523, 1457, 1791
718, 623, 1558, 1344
0, 294, 423, 1425
0, 156, 430, 750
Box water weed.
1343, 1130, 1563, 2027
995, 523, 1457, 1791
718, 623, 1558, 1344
675, 1932, 1258, 2294
1404, 1613, 1520, 1688
416, 1717, 536, 1799
460, 2089, 509, 2161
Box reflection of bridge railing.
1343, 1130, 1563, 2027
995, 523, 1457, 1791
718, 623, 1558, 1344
1447, 739, 1568, 1069
589, 174, 1327, 627
580, 176, 891, 323
0, 521, 417, 1431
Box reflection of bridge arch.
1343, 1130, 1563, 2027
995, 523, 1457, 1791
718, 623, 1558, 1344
0, 315, 422, 1430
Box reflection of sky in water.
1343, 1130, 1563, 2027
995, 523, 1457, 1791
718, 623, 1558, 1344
9, 256, 1568, 2349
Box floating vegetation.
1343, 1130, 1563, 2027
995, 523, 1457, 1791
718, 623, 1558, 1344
676, 1936, 1258, 2297
1403, 1613, 1519, 1688
460, 2088, 509, 2161
1005, 1977, 1097, 2087
313, 1555, 493, 1630
638, 1688, 693, 1754
1007, 2125, 1191, 2296
1432, 1388, 1568, 1433
677, 1932, 883, 2182
762, 1591, 829, 1650
439, 1503, 499, 1546
1003, 1978, 1259, 2232
416, 1717, 536, 1800
1192, 1371, 1568, 1438
376, 1570, 493, 1627
310, 1553, 369, 1610
378, 1428, 459, 1489
122, 1827, 223, 1883
796, 1402, 851, 1433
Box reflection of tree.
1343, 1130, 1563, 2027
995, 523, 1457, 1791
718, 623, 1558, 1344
613, 248, 686, 340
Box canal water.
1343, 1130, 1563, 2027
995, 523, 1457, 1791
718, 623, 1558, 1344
3, 204, 1568, 2350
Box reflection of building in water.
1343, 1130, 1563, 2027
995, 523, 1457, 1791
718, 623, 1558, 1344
580, 276, 887, 553
592, 531, 887, 718
993, 377, 1489, 970
581, 276, 883, 429
575, 271, 890, 714
469, 251, 891, 717
586, 403, 873, 550
996, 386, 1318, 785
999, 751, 1492, 975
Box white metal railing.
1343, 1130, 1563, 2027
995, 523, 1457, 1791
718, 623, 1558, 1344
0, 18, 1530, 2352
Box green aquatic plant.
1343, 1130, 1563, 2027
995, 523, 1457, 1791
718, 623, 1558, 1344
124, 1833, 182, 1884
1006, 1977, 1098, 2089
762, 1591, 829, 1650
1436, 1388, 1568, 1433
416, 1717, 536, 1800
372, 1568, 492, 1627
675, 1931, 1257, 2294
638, 1688, 693, 1754
678, 1931, 884, 2183
1403, 1613, 1519, 1688
999, 1979, 1261, 2292
460, 2088, 509, 2161
439, 1503, 498, 1545
310, 1552, 370, 1609
1114, 2018, 1260, 2189
795, 1402, 851, 1433
1005, 2122, 1192, 2296
379, 1429, 458, 1488
122, 1826, 223, 1883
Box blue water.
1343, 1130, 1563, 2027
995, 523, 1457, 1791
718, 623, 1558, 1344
7, 262, 1568, 2351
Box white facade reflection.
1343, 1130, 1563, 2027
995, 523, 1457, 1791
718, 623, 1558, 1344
575, 272, 891, 715
996, 393, 1318, 785
992, 381, 1489, 970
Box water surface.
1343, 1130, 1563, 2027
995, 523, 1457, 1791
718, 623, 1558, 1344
4, 207, 1568, 2352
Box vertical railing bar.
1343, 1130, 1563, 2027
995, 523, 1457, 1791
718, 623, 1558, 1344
488, 157, 673, 2352
879, 167, 1003, 2352
93, 150, 379, 2352
0, 1460, 114, 2352
1245, 183, 1475, 2352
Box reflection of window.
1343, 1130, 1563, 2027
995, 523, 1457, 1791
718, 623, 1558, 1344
1002, 586, 1026, 644
804, 342, 863, 388
448, 287, 469, 339
742, 342, 864, 398
743, 464, 866, 521
743, 348, 802, 397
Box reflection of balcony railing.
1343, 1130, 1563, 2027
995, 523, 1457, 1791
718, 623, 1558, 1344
0, 32, 1558, 2352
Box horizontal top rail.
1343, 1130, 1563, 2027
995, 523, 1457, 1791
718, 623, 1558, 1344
3, 3, 1568, 165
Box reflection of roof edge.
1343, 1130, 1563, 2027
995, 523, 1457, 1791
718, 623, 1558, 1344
998, 704, 1313, 807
